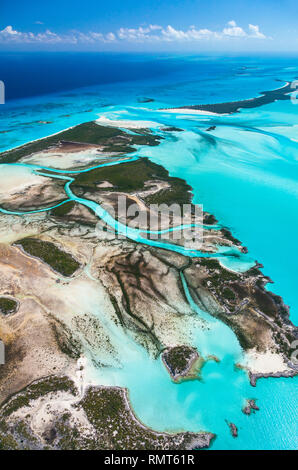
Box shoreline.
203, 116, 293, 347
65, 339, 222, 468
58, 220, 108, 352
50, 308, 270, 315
0, 115, 296, 450
1, 81, 296, 154
158, 108, 225, 116
1, 119, 297, 368
236, 349, 298, 386
161, 81, 298, 115
0, 124, 78, 156
161, 346, 204, 383
248, 370, 297, 387
0, 374, 215, 450
96, 115, 161, 129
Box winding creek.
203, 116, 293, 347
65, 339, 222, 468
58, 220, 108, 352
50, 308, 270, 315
0, 159, 255, 271
1, 58, 298, 448
0, 156, 278, 449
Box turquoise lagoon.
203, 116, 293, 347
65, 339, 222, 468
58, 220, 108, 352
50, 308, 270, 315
0, 55, 297, 449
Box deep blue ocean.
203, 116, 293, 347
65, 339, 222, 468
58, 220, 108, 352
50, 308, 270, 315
2, 52, 296, 102
0, 52, 297, 450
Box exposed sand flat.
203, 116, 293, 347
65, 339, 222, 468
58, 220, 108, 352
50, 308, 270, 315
0, 122, 297, 450
2, 377, 214, 450
0, 165, 66, 211
0, 182, 67, 212
0, 238, 121, 402
242, 349, 291, 374
0, 165, 49, 196
58, 203, 99, 225
96, 115, 160, 129
90, 241, 201, 351
97, 180, 114, 188
0, 220, 201, 404
159, 108, 225, 116
0, 213, 51, 245
134, 179, 171, 199
21, 147, 107, 170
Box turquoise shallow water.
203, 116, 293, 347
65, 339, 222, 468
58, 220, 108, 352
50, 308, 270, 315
124, 98, 298, 449
0, 158, 276, 450
0, 54, 297, 449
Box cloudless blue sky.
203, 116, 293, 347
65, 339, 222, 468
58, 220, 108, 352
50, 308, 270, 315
0, 0, 297, 51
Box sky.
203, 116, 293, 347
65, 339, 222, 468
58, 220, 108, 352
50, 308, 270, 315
0, 0, 297, 52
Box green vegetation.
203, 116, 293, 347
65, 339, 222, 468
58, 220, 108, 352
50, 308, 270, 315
222, 287, 236, 301
0, 430, 19, 450
198, 258, 221, 269
34, 385, 209, 450
82, 388, 124, 423
253, 287, 277, 318
199, 259, 241, 306
51, 318, 82, 359
163, 346, 196, 376
16, 237, 80, 276
220, 228, 241, 246
0, 297, 18, 315
73, 157, 165, 191
0, 418, 39, 450
247, 267, 262, 277
207, 268, 239, 286
78, 387, 197, 450
72, 157, 192, 206
178, 82, 296, 115
0, 382, 211, 450
0, 121, 162, 164
1, 376, 76, 418
214, 313, 253, 350
145, 176, 192, 206
162, 126, 183, 132
203, 213, 217, 225
50, 201, 76, 217
50, 201, 97, 227
200, 259, 239, 288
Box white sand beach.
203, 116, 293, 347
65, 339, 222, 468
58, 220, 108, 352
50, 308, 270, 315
96, 115, 160, 129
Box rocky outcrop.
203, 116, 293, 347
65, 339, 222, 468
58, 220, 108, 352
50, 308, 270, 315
249, 370, 297, 387
242, 399, 259, 415
226, 420, 238, 438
